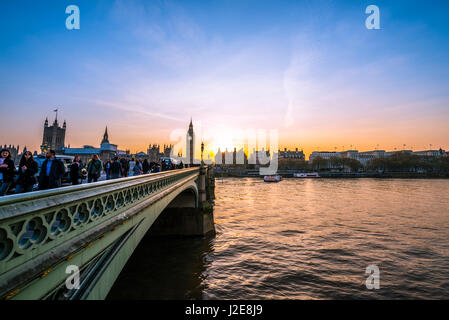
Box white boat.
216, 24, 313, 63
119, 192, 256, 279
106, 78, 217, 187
264, 175, 282, 182
293, 172, 320, 178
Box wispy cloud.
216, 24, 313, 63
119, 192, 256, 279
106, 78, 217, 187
88, 98, 186, 123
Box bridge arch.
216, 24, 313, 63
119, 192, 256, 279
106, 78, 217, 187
166, 185, 198, 209
142, 181, 203, 238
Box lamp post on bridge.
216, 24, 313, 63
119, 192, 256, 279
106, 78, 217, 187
201, 141, 204, 166
199, 141, 207, 204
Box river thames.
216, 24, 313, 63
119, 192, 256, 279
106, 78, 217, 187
107, 178, 449, 299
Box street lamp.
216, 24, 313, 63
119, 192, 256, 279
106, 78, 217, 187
201, 141, 204, 165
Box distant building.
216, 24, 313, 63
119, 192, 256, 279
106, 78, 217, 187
147, 144, 161, 162
309, 151, 340, 163
215, 148, 247, 166
339, 150, 386, 166
41, 115, 66, 154
278, 148, 305, 160
62, 126, 127, 163
146, 144, 173, 162
162, 145, 171, 157
248, 148, 271, 166
384, 150, 413, 157
308, 148, 447, 167
310, 150, 388, 166
412, 149, 444, 157
214, 147, 305, 167
353, 150, 385, 166
214, 148, 226, 165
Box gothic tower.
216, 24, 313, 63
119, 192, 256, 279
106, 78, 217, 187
41, 113, 66, 153
101, 126, 109, 144
186, 118, 195, 165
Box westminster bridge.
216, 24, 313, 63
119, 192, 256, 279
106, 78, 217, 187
0, 167, 215, 300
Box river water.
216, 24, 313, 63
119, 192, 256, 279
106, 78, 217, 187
107, 178, 449, 299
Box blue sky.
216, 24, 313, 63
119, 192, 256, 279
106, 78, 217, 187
1, 0, 448, 155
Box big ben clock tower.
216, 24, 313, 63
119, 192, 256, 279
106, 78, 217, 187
186, 118, 195, 166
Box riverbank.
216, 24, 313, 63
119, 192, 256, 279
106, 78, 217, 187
213, 168, 449, 179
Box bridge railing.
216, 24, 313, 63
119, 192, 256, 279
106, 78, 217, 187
0, 168, 199, 281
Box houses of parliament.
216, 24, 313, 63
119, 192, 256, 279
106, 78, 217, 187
2, 114, 197, 165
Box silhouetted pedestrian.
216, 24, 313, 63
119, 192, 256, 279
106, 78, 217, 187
70, 156, 82, 185
87, 154, 102, 183
38, 150, 65, 190
120, 158, 129, 177
0, 149, 16, 196
105, 160, 112, 180
133, 160, 142, 176
142, 159, 150, 174
15, 151, 38, 193
111, 157, 122, 179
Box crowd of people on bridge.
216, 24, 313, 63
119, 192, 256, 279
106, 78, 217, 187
0, 148, 184, 197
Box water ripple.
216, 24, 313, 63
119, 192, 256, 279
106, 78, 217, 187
108, 178, 449, 300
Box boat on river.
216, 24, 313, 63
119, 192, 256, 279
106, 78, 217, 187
293, 172, 321, 178
264, 175, 282, 182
